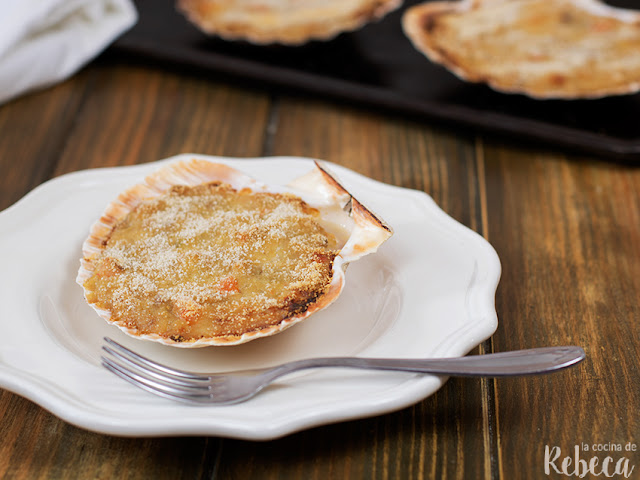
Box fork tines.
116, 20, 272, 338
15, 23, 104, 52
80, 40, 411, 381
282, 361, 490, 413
101, 337, 215, 404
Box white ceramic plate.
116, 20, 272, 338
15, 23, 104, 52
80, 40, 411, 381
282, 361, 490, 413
0, 154, 500, 440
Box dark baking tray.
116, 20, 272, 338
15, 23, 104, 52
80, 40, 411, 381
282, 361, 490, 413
110, 0, 640, 162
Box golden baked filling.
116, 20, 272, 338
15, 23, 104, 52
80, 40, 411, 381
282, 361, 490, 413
403, 0, 640, 98
82, 182, 339, 342
177, 0, 402, 45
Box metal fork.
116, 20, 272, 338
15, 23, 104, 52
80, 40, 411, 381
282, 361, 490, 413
101, 337, 585, 405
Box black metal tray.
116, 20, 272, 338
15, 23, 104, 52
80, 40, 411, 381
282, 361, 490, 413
111, 0, 640, 161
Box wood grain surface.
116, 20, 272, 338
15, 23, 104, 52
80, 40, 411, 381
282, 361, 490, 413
482, 146, 640, 478
0, 56, 638, 479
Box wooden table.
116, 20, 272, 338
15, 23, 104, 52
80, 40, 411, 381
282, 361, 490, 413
1, 54, 638, 480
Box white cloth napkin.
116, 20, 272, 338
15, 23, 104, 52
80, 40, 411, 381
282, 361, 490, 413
0, 0, 137, 105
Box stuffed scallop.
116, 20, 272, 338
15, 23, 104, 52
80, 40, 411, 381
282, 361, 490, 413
77, 158, 392, 347
402, 0, 640, 99
177, 0, 403, 45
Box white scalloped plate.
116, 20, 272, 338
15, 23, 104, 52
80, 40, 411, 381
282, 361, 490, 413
0, 154, 500, 440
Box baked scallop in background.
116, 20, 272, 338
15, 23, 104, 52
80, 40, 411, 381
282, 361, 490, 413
77, 158, 392, 347
177, 0, 403, 45
402, 0, 640, 99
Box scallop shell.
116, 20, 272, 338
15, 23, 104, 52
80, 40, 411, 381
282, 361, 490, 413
402, 0, 640, 99
176, 0, 403, 46
77, 158, 392, 347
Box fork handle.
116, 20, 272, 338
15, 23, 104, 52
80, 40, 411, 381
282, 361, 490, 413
262, 346, 585, 381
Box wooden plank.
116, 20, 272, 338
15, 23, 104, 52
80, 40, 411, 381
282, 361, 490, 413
0, 393, 215, 479
481, 141, 640, 478
216, 98, 494, 480
53, 61, 272, 175
0, 72, 91, 211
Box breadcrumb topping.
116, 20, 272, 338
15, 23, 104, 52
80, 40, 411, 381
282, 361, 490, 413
83, 182, 338, 341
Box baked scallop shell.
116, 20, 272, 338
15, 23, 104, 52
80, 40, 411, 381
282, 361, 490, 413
77, 158, 392, 347
176, 0, 403, 45
402, 0, 640, 99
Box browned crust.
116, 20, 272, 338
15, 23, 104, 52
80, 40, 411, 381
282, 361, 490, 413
176, 0, 403, 45
402, 0, 640, 99
82, 181, 338, 344
152, 277, 333, 343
